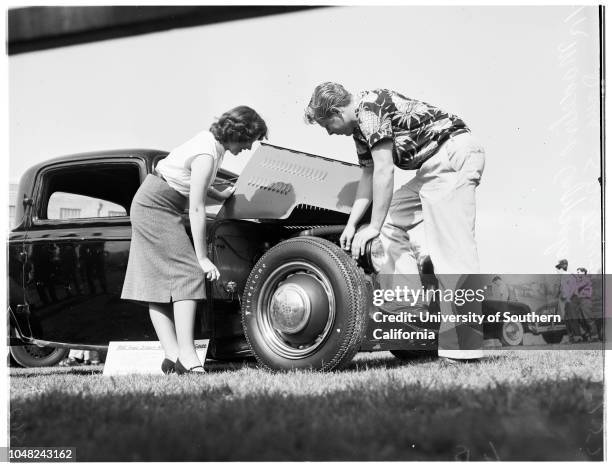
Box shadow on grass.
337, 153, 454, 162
10, 375, 603, 462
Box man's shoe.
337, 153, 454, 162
439, 356, 480, 364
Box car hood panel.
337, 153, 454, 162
218, 143, 362, 220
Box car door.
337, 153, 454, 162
22, 157, 156, 345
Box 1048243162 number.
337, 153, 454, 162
9, 447, 76, 462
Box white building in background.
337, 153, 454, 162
46, 192, 125, 220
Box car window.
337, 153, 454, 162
48, 192, 127, 220
38, 162, 140, 221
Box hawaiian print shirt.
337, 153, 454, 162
353, 89, 469, 170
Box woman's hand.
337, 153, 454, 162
218, 186, 236, 200
199, 257, 220, 281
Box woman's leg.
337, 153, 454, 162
173, 300, 204, 371
149, 302, 179, 361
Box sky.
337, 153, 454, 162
8, 5, 602, 274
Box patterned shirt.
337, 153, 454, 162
353, 89, 469, 170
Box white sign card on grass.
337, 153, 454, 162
102, 339, 209, 375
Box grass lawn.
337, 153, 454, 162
9, 349, 604, 461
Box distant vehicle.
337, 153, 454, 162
481, 300, 566, 346
526, 303, 568, 344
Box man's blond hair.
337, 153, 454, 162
304, 82, 352, 124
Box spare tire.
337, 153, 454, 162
242, 236, 368, 371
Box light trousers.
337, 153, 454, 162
371, 132, 486, 359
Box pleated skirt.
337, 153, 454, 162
121, 174, 206, 303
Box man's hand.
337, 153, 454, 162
340, 224, 356, 251
351, 225, 380, 259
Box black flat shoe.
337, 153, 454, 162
175, 359, 205, 375
161, 358, 176, 374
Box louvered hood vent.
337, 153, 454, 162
218, 143, 361, 221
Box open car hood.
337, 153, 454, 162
217, 143, 362, 221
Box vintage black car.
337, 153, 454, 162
9, 143, 441, 370
8, 143, 541, 370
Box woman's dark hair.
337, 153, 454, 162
210, 106, 268, 144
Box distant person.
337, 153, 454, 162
59, 349, 101, 366
121, 106, 268, 374
490, 276, 511, 301
59, 349, 84, 366
562, 267, 587, 343
575, 268, 598, 341
555, 259, 571, 320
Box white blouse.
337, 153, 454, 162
156, 130, 224, 197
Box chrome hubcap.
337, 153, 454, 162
257, 261, 335, 359
270, 283, 311, 334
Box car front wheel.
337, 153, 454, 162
241, 236, 368, 371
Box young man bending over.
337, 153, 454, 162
305, 83, 486, 361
